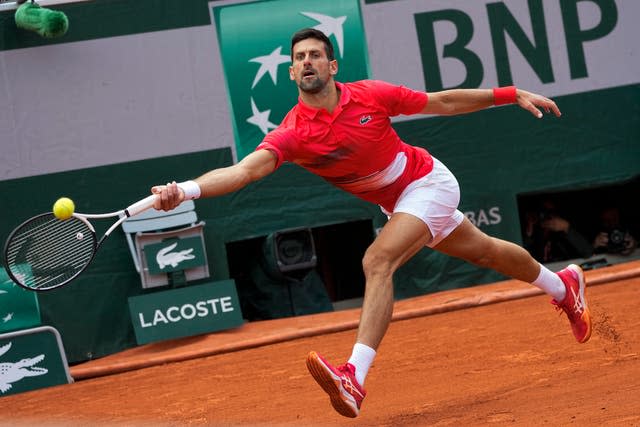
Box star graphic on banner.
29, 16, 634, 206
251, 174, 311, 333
246, 98, 278, 135
249, 46, 290, 89
300, 12, 347, 58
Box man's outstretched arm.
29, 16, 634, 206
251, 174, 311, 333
422, 87, 561, 119
152, 148, 278, 211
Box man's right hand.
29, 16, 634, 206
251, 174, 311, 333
151, 181, 185, 211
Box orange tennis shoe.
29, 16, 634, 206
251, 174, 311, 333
552, 264, 592, 343
306, 351, 366, 418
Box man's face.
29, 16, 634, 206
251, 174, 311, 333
289, 38, 337, 94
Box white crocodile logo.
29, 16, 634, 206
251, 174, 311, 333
0, 342, 48, 393
156, 242, 195, 269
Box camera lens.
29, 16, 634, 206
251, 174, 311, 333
609, 229, 625, 245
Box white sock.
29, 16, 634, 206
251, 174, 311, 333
532, 264, 566, 301
347, 343, 376, 386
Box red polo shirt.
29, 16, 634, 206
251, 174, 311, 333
256, 80, 433, 212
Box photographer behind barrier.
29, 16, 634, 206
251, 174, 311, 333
593, 206, 638, 256
523, 199, 593, 263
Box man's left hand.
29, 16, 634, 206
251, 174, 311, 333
517, 89, 562, 119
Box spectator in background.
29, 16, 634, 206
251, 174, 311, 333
593, 206, 637, 256
523, 199, 593, 263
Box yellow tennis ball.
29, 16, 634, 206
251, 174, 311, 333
53, 197, 75, 220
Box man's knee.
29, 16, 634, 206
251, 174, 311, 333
362, 247, 394, 278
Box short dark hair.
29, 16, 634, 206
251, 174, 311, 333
290, 28, 335, 61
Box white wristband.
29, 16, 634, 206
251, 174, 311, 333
177, 180, 201, 200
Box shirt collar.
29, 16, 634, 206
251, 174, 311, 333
297, 81, 351, 119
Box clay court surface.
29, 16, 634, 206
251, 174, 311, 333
1, 261, 638, 426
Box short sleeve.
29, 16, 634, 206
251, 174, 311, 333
367, 80, 428, 116
256, 127, 297, 169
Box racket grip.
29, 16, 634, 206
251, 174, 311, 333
125, 195, 158, 217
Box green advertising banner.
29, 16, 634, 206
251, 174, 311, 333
128, 280, 244, 345
0, 269, 40, 334
143, 236, 206, 275
0, 326, 72, 397
213, 0, 371, 159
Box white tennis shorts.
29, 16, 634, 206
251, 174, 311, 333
382, 156, 465, 248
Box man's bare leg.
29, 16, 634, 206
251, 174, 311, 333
356, 213, 432, 349
435, 217, 540, 282
306, 213, 432, 417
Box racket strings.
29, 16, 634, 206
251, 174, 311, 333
5, 214, 96, 290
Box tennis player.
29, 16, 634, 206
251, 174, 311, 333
153, 28, 591, 418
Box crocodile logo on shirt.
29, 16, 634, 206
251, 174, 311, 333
359, 115, 372, 125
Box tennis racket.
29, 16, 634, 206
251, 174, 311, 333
3, 195, 158, 292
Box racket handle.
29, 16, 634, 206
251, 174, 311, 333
125, 195, 158, 217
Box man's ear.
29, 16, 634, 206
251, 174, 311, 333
289, 65, 295, 81
329, 60, 338, 75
